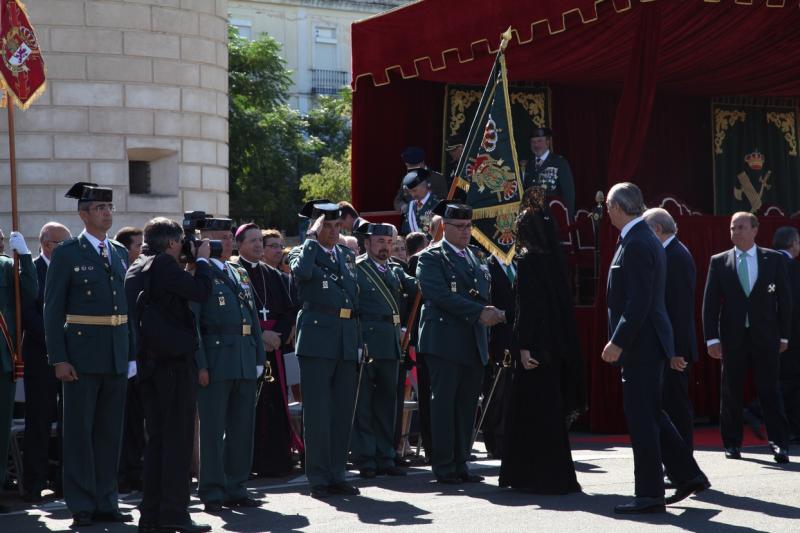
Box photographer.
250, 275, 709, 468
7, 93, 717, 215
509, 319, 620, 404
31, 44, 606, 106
124, 218, 213, 533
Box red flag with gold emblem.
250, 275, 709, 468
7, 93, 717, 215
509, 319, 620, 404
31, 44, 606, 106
0, 0, 45, 109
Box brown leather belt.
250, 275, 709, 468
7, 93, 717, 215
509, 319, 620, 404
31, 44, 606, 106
66, 314, 128, 327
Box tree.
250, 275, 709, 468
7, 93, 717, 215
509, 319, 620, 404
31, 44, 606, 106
299, 146, 352, 203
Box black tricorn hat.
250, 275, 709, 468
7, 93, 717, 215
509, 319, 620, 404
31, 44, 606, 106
402, 168, 430, 189
65, 182, 113, 202
530, 126, 553, 138
433, 200, 472, 220
299, 199, 342, 220
357, 222, 395, 237
401, 146, 425, 165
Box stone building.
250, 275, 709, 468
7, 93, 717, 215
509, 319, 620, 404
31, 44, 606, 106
0, 0, 230, 245
228, 0, 406, 113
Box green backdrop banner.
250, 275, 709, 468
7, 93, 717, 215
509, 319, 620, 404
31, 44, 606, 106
713, 100, 799, 215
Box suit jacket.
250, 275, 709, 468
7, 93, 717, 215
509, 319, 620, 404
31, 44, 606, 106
22, 256, 49, 377
356, 256, 418, 360
193, 261, 266, 382
486, 256, 517, 362
781, 253, 800, 378
523, 152, 575, 214
664, 238, 699, 362
44, 234, 132, 375
607, 220, 675, 364
702, 246, 792, 352
290, 240, 360, 361
416, 241, 490, 366
1, 253, 37, 374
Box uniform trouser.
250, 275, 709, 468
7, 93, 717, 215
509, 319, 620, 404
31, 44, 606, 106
424, 354, 484, 479
622, 356, 703, 498
23, 373, 62, 493
720, 332, 789, 448
119, 377, 145, 486
298, 356, 356, 487
62, 372, 127, 514
662, 359, 694, 452
351, 359, 400, 470
415, 352, 433, 457
197, 378, 256, 503
139, 361, 197, 525
0, 372, 15, 489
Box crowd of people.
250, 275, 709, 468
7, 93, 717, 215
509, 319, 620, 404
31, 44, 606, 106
0, 152, 797, 530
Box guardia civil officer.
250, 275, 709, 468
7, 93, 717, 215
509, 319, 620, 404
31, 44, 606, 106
290, 200, 361, 498
522, 127, 576, 215
194, 217, 265, 511
44, 183, 134, 527
351, 223, 418, 479
416, 202, 505, 484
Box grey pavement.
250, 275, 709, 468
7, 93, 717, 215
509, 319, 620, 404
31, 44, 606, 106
1, 441, 799, 532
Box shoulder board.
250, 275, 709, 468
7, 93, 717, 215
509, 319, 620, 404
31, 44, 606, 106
355, 253, 369, 264
60, 237, 80, 247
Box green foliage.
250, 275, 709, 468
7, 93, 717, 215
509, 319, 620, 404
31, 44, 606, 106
306, 89, 352, 161
300, 146, 352, 203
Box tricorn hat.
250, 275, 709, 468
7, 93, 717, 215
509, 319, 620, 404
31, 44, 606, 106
356, 222, 395, 237
65, 182, 113, 203
530, 126, 553, 138
432, 200, 472, 220
299, 199, 342, 220
402, 168, 430, 189
401, 146, 425, 165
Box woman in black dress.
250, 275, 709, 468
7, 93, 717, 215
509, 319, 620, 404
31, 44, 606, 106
498, 189, 586, 494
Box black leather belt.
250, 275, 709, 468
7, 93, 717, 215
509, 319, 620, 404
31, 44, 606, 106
302, 302, 355, 319
201, 324, 253, 336
360, 313, 401, 325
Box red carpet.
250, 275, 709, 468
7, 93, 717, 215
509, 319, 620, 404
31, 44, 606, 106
571, 426, 768, 448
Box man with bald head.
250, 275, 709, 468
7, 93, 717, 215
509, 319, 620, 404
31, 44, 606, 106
22, 222, 71, 502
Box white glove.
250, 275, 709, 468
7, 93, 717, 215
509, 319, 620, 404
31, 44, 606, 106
256, 365, 264, 377
127, 361, 137, 379
9, 231, 30, 255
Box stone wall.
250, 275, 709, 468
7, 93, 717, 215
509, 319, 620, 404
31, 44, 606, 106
0, 0, 229, 245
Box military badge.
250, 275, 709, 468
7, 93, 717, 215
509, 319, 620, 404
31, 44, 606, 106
768, 283, 776, 293
467, 153, 518, 201
218, 296, 226, 306
451, 281, 457, 293
322, 280, 329, 289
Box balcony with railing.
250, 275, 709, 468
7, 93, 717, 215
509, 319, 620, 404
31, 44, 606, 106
311, 69, 349, 95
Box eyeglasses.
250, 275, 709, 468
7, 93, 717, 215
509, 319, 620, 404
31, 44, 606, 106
44, 239, 66, 246
264, 243, 285, 249
445, 222, 472, 231
82, 203, 115, 213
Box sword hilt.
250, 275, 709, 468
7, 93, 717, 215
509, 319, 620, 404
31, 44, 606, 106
263, 361, 276, 383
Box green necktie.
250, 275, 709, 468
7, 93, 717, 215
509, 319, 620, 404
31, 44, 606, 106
504, 263, 516, 284
737, 252, 751, 296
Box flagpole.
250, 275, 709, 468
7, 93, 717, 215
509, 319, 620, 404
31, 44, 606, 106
6, 89, 24, 381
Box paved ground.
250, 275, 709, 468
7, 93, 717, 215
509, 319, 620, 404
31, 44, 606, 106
1, 441, 799, 532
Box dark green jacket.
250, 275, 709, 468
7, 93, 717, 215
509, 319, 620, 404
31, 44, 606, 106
401, 194, 440, 236
44, 234, 132, 374
0, 254, 37, 373
193, 261, 266, 382
290, 240, 360, 360
356, 255, 418, 360
416, 241, 491, 365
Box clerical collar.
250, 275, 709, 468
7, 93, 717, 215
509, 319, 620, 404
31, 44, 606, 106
239, 256, 261, 268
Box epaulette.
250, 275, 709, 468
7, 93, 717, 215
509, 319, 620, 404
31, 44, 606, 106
355, 253, 369, 264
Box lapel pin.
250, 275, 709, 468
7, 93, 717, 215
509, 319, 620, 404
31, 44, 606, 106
768, 283, 776, 293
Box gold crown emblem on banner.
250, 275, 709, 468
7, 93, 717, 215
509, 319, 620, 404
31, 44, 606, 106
744, 149, 765, 170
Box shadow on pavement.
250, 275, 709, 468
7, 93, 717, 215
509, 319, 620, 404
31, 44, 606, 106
321, 493, 433, 527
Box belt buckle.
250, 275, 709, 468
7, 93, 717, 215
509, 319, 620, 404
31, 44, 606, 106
243, 324, 252, 335
392, 314, 401, 325
110, 315, 120, 327
339, 308, 351, 319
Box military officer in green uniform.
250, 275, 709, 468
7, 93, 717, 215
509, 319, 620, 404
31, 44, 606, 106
194, 217, 265, 511
0, 229, 36, 514
44, 183, 135, 527
290, 200, 361, 498
400, 169, 440, 237
351, 223, 418, 479
523, 127, 576, 215
416, 202, 506, 484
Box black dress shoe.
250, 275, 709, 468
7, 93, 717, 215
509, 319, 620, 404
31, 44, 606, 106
665, 475, 711, 504
310, 485, 329, 498
770, 443, 790, 464
614, 497, 666, 514
160, 520, 213, 532
436, 475, 462, 485
724, 447, 741, 459
23, 490, 43, 503
72, 511, 93, 527
203, 501, 223, 512
137, 523, 160, 533
377, 466, 407, 476
223, 496, 261, 508
359, 467, 377, 479
92, 510, 133, 523
459, 473, 484, 483
328, 482, 360, 495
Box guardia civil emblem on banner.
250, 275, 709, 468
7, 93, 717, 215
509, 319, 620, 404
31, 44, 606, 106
0, 0, 46, 109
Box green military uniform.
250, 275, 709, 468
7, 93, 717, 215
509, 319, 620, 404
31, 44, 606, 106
44, 232, 133, 515
351, 251, 418, 472
194, 260, 265, 505
290, 237, 360, 488
416, 239, 491, 480
401, 193, 439, 236
0, 253, 36, 490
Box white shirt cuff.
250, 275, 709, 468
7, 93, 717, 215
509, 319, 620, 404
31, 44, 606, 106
706, 339, 721, 347
195, 257, 209, 264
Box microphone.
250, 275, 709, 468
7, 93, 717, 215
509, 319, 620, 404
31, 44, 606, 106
591, 191, 605, 221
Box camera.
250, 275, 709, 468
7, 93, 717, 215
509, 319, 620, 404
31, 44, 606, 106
181, 211, 226, 262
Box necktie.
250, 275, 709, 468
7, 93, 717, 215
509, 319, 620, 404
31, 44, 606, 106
376, 263, 387, 274
737, 252, 751, 296
97, 241, 110, 269
329, 250, 336, 263
504, 263, 516, 284
535, 157, 542, 169
456, 249, 466, 258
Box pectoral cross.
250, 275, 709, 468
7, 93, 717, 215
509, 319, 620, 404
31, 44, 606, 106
259, 307, 269, 321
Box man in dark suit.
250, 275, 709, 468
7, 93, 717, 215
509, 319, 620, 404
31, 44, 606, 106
773, 227, 800, 443
21, 222, 71, 502
604, 183, 708, 514
643, 208, 698, 452
125, 218, 213, 533
702, 212, 791, 464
